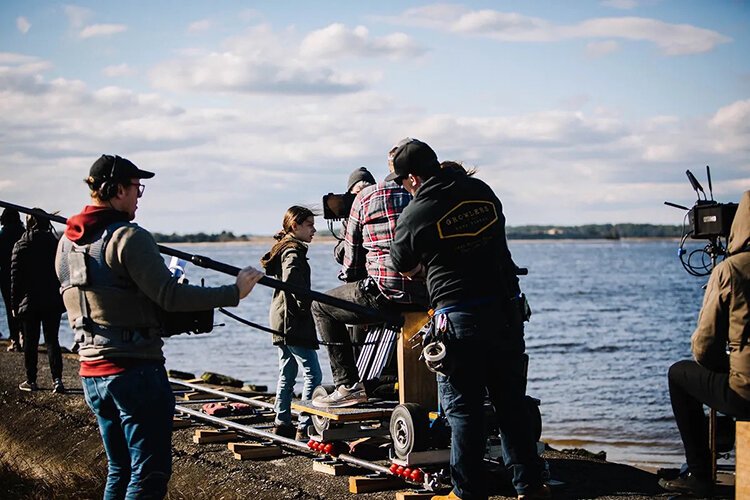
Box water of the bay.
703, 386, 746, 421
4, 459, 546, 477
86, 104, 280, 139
17, 239, 710, 469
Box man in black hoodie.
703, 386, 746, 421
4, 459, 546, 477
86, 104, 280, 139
0, 208, 25, 351
389, 139, 548, 500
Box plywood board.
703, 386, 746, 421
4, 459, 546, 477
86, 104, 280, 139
228, 442, 283, 460
192, 429, 238, 444
395, 492, 435, 500
349, 475, 405, 494
292, 399, 395, 421
737, 421, 750, 499
397, 312, 437, 410
312, 461, 355, 476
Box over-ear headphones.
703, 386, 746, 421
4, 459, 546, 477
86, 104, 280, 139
99, 155, 120, 200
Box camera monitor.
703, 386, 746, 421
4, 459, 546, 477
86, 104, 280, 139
322, 192, 356, 220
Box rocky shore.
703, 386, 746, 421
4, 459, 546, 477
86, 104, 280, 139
0, 339, 713, 499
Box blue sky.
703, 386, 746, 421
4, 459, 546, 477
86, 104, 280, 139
1, 1, 748, 234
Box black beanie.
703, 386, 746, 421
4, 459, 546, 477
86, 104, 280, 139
346, 167, 376, 193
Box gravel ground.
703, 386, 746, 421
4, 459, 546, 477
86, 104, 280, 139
0, 338, 733, 499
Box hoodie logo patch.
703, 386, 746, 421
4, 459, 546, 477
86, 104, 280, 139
437, 200, 497, 239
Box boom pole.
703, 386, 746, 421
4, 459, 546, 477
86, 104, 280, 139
0, 199, 403, 327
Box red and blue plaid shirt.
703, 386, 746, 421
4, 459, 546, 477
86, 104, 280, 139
339, 180, 427, 304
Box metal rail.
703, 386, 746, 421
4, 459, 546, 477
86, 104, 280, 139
176, 405, 307, 450
172, 383, 393, 477
170, 378, 278, 411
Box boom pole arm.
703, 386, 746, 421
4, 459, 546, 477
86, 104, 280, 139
0, 199, 403, 327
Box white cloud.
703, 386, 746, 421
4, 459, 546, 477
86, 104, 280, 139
64, 5, 93, 29
0, 51, 747, 233
709, 99, 750, 131
0, 52, 44, 65
16, 17, 31, 34
79, 23, 127, 39
570, 17, 730, 55
708, 99, 750, 154
300, 23, 426, 59
188, 19, 214, 33
103, 63, 136, 77
0, 53, 53, 83
600, 0, 639, 10
150, 24, 370, 95
586, 40, 620, 57
392, 5, 731, 55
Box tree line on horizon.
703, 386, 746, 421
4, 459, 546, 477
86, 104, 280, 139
505, 223, 682, 239
152, 224, 683, 243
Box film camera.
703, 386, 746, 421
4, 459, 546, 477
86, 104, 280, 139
665, 166, 738, 276
322, 192, 356, 220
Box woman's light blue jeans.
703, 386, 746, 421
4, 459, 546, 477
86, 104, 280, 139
274, 344, 322, 430
82, 363, 175, 500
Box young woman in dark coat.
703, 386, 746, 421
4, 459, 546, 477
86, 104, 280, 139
261, 206, 322, 440
11, 212, 66, 393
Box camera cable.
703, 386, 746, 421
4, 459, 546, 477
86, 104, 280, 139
217, 307, 386, 347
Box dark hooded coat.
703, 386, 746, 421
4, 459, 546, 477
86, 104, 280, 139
10, 225, 65, 318
0, 218, 24, 291
691, 190, 750, 400
260, 235, 318, 349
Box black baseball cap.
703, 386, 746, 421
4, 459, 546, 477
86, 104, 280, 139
385, 138, 439, 184
89, 154, 154, 182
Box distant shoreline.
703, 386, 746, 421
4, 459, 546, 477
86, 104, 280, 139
154, 223, 684, 244
157, 235, 682, 245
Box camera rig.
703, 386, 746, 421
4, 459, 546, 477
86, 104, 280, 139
322, 192, 356, 240
665, 166, 738, 277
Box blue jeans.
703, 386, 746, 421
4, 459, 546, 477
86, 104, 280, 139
82, 363, 175, 500
436, 300, 543, 499
275, 344, 322, 429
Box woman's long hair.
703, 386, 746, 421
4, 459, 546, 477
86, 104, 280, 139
274, 206, 316, 241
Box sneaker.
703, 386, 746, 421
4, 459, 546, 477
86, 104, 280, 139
271, 423, 296, 439
19, 381, 38, 392
658, 473, 712, 497
518, 484, 552, 499
53, 379, 66, 394
312, 383, 368, 408
295, 427, 310, 441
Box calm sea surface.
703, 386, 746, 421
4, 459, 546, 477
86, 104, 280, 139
12, 239, 711, 468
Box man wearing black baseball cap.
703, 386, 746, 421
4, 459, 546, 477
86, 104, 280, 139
384, 138, 440, 188
84, 154, 154, 220
390, 139, 549, 500
56, 154, 263, 499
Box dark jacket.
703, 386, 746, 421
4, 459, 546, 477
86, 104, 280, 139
691, 190, 750, 400
10, 227, 65, 318
391, 169, 520, 309
261, 236, 318, 349
0, 221, 25, 291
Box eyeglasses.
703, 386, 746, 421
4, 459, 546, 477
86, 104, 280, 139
129, 183, 145, 198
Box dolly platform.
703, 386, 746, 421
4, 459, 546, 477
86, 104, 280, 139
294, 311, 441, 460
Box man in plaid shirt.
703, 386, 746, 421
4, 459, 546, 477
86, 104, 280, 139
312, 171, 427, 408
